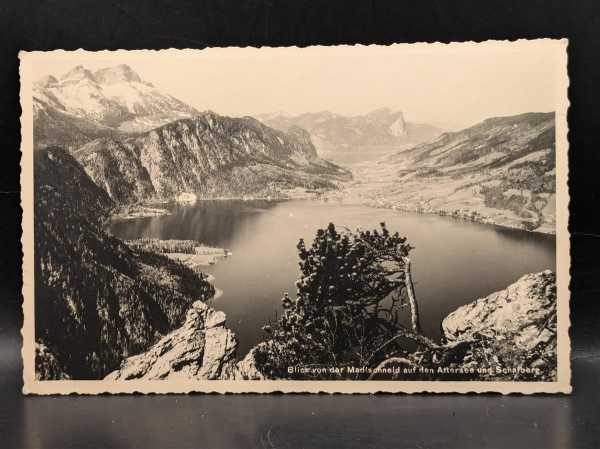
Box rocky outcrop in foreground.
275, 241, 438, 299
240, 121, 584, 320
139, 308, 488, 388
440, 270, 557, 380
442, 270, 557, 351
108, 271, 557, 382
368, 270, 558, 382
105, 301, 263, 381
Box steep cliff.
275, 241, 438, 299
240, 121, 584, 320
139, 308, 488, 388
34, 147, 215, 379
74, 112, 351, 204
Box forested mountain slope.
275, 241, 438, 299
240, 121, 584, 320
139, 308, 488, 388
73, 112, 350, 204
34, 147, 215, 379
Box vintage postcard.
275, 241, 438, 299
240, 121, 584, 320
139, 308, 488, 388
20, 40, 571, 394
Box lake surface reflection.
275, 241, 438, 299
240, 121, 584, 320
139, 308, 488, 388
109, 200, 556, 357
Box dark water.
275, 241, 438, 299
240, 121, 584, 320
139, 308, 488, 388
109, 200, 556, 357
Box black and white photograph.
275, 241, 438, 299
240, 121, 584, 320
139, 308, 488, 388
20, 41, 570, 394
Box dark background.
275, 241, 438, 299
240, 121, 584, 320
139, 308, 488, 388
1, 1, 599, 448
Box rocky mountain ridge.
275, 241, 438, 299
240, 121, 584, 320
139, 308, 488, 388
258, 108, 443, 163
73, 112, 351, 204
33, 65, 351, 204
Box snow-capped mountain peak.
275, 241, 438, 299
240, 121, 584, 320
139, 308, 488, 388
60, 65, 96, 83
93, 64, 142, 84
33, 64, 198, 135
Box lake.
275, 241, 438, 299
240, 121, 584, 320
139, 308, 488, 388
109, 200, 556, 358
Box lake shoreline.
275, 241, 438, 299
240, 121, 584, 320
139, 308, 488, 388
109, 198, 556, 357
321, 188, 556, 236
125, 238, 231, 267
368, 201, 556, 236
110, 192, 556, 236
108, 187, 340, 220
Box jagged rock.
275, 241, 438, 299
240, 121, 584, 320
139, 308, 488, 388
226, 346, 267, 380
105, 301, 238, 381
442, 270, 556, 352
198, 312, 237, 379
105, 300, 269, 381
204, 309, 227, 328
371, 270, 558, 381
441, 270, 558, 380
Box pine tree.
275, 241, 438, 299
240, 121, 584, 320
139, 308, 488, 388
257, 222, 423, 379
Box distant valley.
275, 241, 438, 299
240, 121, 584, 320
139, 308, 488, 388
258, 108, 443, 165
329, 112, 556, 233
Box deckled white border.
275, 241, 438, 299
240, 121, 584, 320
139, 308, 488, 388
20, 39, 571, 395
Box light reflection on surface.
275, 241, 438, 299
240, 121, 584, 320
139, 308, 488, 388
1, 265, 597, 449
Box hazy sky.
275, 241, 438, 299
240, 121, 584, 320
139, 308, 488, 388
29, 40, 565, 130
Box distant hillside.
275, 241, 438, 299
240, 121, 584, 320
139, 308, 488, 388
335, 112, 556, 233
73, 112, 351, 204
258, 109, 443, 164
33, 64, 198, 150
34, 147, 215, 379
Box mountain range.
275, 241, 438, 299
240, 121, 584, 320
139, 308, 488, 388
73, 112, 350, 204
33, 65, 350, 203
334, 112, 556, 233
33, 64, 198, 150
258, 109, 443, 164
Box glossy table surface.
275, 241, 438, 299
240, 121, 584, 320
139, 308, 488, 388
1, 286, 599, 449
2, 0, 600, 447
